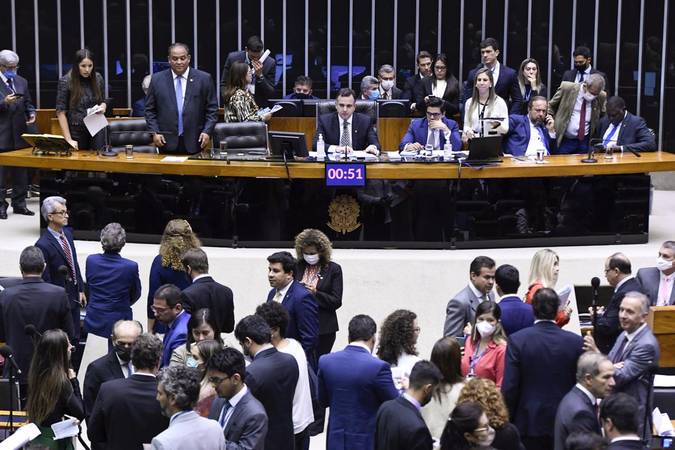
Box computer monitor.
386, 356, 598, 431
466, 135, 503, 163
269, 131, 309, 158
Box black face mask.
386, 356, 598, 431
575, 63, 589, 72
289, 92, 312, 100
114, 344, 132, 363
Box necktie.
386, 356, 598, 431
124, 362, 132, 378
218, 400, 233, 427
273, 290, 283, 302
658, 276, 670, 306
578, 71, 585, 83
612, 335, 627, 363
432, 130, 440, 149
6, 79, 14, 93
59, 234, 76, 284
577, 98, 587, 141
340, 120, 351, 147
175, 76, 184, 136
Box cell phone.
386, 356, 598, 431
10, 93, 23, 97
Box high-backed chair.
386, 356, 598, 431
378, 99, 410, 117
212, 122, 268, 153
315, 99, 379, 125
268, 99, 302, 117
108, 119, 156, 153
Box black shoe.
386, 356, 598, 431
13, 207, 35, 216
0, 209, 6, 219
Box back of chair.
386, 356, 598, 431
268, 99, 302, 117
212, 122, 268, 153
109, 119, 156, 153
378, 99, 410, 117
315, 99, 379, 124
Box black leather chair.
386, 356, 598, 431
268, 99, 303, 117
108, 119, 156, 154
378, 99, 410, 117
212, 122, 268, 154
315, 99, 379, 124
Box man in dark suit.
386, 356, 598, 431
180, 248, 234, 334
443, 256, 496, 338
152, 284, 191, 367
0, 49, 36, 219
637, 240, 675, 306
235, 315, 298, 450
553, 351, 615, 450
403, 51, 433, 108
207, 347, 268, 450
145, 42, 218, 155
561, 46, 610, 93
399, 96, 462, 152
463, 38, 523, 114
83, 320, 143, 419
377, 64, 403, 99
0, 246, 74, 397
595, 96, 656, 152
220, 35, 276, 107
312, 88, 380, 155
595, 253, 642, 354
87, 333, 169, 450
266, 251, 318, 364
600, 393, 647, 450
35, 196, 85, 342
494, 264, 534, 335
502, 288, 584, 450
502, 96, 556, 156
375, 360, 440, 450
319, 315, 399, 450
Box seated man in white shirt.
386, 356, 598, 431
594, 96, 656, 153
502, 96, 556, 156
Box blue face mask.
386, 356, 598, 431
4, 70, 16, 80
369, 89, 380, 100
186, 356, 199, 368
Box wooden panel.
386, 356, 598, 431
112, 108, 132, 117
379, 117, 411, 151
34, 109, 56, 134
268, 117, 316, 147
648, 307, 675, 368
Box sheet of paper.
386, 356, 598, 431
387, 151, 402, 160
654, 374, 675, 387
83, 112, 108, 137
161, 156, 188, 162
557, 285, 573, 305
51, 417, 79, 440
258, 49, 271, 63
351, 151, 378, 160
399, 150, 417, 157
0, 423, 41, 450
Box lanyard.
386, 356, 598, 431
468, 343, 488, 376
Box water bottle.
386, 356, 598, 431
443, 132, 453, 160
316, 133, 326, 160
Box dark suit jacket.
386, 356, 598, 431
0, 277, 74, 383
181, 276, 235, 333
318, 345, 399, 450
414, 75, 460, 117
637, 267, 675, 306
220, 51, 276, 107
209, 391, 268, 450
402, 73, 425, 101
596, 277, 642, 354
399, 117, 462, 152
35, 227, 84, 305
312, 112, 380, 151
595, 112, 656, 152
607, 440, 647, 449
380, 86, 403, 100
246, 347, 299, 450
0, 74, 35, 151
553, 386, 602, 450
516, 84, 548, 115
295, 261, 343, 335
266, 281, 319, 358
83, 351, 124, 418
145, 67, 218, 154
498, 294, 534, 336
375, 396, 433, 450
502, 321, 584, 438
464, 63, 523, 114
87, 373, 169, 450
561, 67, 610, 94
502, 114, 555, 156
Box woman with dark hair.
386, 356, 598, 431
461, 301, 507, 387
421, 337, 466, 442
415, 53, 460, 117
517, 58, 548, 114
171, 307, 222, 366
440, 402, 496, 450
26, 329, 85, 449
222, 60, 271, 122
462, 67, 509, 142
55, 48, 107, 150
294, 228, 343, 357
189, 339, 222, 417
377, 309, 421, 391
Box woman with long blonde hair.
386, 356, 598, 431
525, 248, 571, 327
462, 67, 509, 143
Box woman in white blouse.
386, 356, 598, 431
463, 67, 509, 143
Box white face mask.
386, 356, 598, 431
657, 257, 673, 272
303, 254, 320, 265
475, 426, 496, 447
583, 92, 597, 102
475, 321, 496, 338
380, 79, 395, 91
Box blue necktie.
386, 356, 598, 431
175, 76, 184, 136
218, 400, 233, 428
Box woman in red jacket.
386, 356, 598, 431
525, 248, 571, 327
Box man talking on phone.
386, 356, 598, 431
502, 96, 556, 156
220, 36, 276, 107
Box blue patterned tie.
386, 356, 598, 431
175, 76, 184, 136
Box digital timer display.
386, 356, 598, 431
325, 163, 366, 187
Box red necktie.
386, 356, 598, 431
577, 99, 587, 141
59, 234, 77, 284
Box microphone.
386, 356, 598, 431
24, 324, 42, 339
0, 345, 22, 375
58, 265, 72, 283
591, 276, 601, 332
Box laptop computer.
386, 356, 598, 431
465, 135, 503, 163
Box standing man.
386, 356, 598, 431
403, 51, 432, 108
637, 240, 675, 306
377, 65, 402, 99
494, 264, 534, 336
502, 96, 556, 156
443, 256, 496, 338
145, 43, 218, 155
221, 36, 276, 108
152, 284, 191, 367
600, 393, 647, 450
561, 46, 609, 91
0, 49, 36, 219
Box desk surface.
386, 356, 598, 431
1, 148, 675, 179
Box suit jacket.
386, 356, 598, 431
84, 252, 142, 338
35, 227, 84, 305
375, 396, 433, 450
0, 277, 74, 383
607, 440, 647, 450
443, 285, 495, 338
295, 261, 343, 335
181, 276, 235, 333
399, 117, 462, 152
220, 51, 276, 108
161, 311, 191, 367
312, 112, 380, 151
318, 345, 399, 450
145, 67, 218, 154
637, 267, 675, 306
608, 325, 659, 441
402, 73, 425, 101
0, 74, 35, 151
561, 68, 610, 94
548, 81, 607, 146
502, 114, 555, 156
498, 294, 534, 336
516, 83, 548, 115
414, 75, 461, 117
246, 347, 299, 450
596, 277, 642, 354
379, 86, 403, 100
553, 386, 602, 450
83, 351, 125, 418
502, 321, 584, 438
595, 113, 656, 152
266, 281, 319, 358
151, 410, 225, 450
209, 391, 268, 450
464, 63, 523, 114
88, 373, 169, 450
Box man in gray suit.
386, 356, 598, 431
152, 365, 225, 450
637, 241, 675, 306
584, 291, 659, 442
443, 256, 496, 337
207, 347, 268, 450
553, 352, 615, 450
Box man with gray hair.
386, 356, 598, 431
553, 351, 615, 450
637, 240, 675, 306
360, 75, 380, 100
377, 65, 402, 99
548, 72, 607, 154
0, 49, 37, 219
153, 365, 225, 449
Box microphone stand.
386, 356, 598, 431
7, 362, 15, 434
591, 285, 599, 336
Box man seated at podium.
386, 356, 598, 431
594, 96, 656, 153
312, 88, 380, 155
399, 96, 461, 152
502, 96, 556, 156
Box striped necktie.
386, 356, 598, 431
59, 234, 77, 284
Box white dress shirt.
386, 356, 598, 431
463, 97, 509, 135
328, 115, 353, 153
432, 79, 447, 99
488, 61, 501, 86
575, 66, 592, 83
658, 272, 675, 306
273, 279, 294, 302
525, 120, 548, 156
172, 67, 190, 106
218, 384, 248, 429
565, 87, 592, 138
278, 338, 314, 433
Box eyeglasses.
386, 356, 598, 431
151, 304, 170, 313
208, 375, 231, 386
426, 112, 442, 119
50, 210, 69, 216
434, 66, 447, 71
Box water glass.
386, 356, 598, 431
125, 144, 133, 159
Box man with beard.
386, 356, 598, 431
503, 96, 556, 156
561, 46, 609, 93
